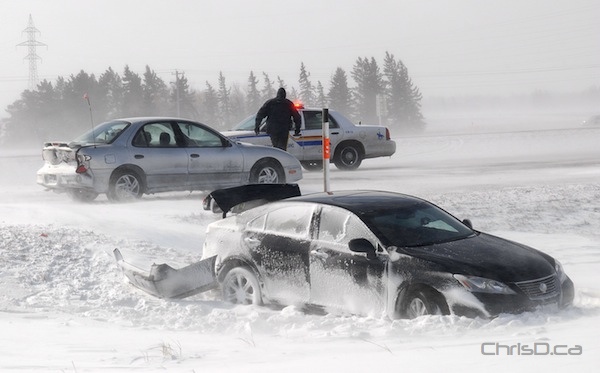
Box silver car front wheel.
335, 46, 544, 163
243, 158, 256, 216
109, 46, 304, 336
250, 160, 283, 184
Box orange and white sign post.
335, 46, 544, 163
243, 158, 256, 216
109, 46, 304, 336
322, 108, 331, 193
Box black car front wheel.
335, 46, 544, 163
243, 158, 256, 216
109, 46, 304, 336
222, 267, 262, 305
108, 169, 144, 202
399, 288, 449, 319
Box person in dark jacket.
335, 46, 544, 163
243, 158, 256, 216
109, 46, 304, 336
255, 87, 301, 151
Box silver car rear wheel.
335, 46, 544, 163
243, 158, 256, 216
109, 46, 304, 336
222, 267, 262, 305
108, 170, 143, 202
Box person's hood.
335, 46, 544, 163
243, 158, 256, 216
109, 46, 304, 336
276, 87, 286, 100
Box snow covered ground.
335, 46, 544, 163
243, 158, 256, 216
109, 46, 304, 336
1, 124, 599, 372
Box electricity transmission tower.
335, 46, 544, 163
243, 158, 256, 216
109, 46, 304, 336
17, 14, 47, 91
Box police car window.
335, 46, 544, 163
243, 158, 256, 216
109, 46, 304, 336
303, 111, 339, 130
328, 114, 340, 128
304, 111, 323, 130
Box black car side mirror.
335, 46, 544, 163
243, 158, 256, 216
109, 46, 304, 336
462, 219, 473, 229
349, 238, 377, 260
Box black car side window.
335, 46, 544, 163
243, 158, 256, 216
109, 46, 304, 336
318, 206, 377, 249
264, 205, 313, 238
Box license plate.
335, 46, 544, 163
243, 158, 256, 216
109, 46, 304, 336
46, 174, 57, 184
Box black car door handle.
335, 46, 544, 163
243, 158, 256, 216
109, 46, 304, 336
190, 154, 200, 158
134, 154, 144, 159
310, 249, 329, 259
243, 237, 261, 247
330, 131, 340, 135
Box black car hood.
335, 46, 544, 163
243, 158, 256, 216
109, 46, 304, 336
398, 232, 555, 282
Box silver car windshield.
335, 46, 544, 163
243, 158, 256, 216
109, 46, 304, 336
70, 121, 130, 146
361, 202, 474, 247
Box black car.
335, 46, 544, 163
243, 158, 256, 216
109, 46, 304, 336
201, 189, 574, 318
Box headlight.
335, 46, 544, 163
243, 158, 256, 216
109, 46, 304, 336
453, 274, 516, 294
554, 259, 567, 283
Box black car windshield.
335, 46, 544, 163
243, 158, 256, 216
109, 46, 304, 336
70, 121, 130, 145
360, 202, 474, 247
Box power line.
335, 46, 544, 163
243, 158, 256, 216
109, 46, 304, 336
16, 14, 47, 91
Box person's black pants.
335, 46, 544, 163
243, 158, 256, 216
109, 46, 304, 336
270, 132, 289, 150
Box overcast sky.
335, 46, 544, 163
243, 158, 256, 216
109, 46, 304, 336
1, 0, 598, 113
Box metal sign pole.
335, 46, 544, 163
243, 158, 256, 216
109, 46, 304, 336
322, 108, 330, 193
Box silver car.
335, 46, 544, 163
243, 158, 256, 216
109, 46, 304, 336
36, 117, 303, 202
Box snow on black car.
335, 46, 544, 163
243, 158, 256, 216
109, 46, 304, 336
223, 106, 396, 171
113, 185, 573, 319
201, 188, 574, 319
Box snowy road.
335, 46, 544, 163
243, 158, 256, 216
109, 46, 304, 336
0, 127, 599, 372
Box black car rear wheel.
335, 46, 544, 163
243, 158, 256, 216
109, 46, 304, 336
108, 169, 144, 202
222, 267, 262, 305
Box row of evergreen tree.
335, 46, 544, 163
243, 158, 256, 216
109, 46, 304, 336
1, 52, 424, 146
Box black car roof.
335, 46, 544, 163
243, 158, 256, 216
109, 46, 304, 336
286, 190, 428, 214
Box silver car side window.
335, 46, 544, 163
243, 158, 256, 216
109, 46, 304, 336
176, 122, 224, 148
140, 123, 176, 147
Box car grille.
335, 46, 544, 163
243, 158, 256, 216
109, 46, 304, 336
514, 274, 559, 300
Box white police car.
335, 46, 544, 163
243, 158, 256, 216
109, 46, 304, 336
223, 106, 396, 171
